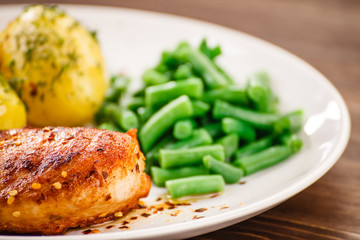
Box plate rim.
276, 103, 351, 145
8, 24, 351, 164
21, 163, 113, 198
0, 3, 351, 240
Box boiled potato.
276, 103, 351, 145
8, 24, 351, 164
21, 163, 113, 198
0, 74, 26, 130
0, 5, 107, 126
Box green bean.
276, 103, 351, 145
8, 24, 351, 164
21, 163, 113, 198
203, 122, 223, 139
155, 50, 182, 72
126, 97, 145, 111
145, 134, 174, 159
95, 103, 138, 130
104, 75, 130, 103
142, 68, 170, 86
96, 102, 118, 123
199, 38, 222, 60
274, 110, 303, 134
216, 133, 239, 159
279, 133, 303, 153
145, 128, 211, 162
198, 39, 233, 84
221, 117, 256, 142
94, 103, 113, 124
133, 88, 145, 97
202, 85, 248, 106
144, 156, 158, 174
246, 71, 277, 113
139, 95, 193, 152
199, 115, 213, 126
247, 71, 270, 98
213, 100, 279, 130
234, 135, 274, 159
165, 175, 225, 199
173, 119, 197, 140
233, 145, 292, 175
169, 128, 213, 149
214, 62, 234, 85
145, 78, 204, 110
203, 155, 244, 183
145, 128, 212, 170
97, 102, 134, 125
109, 41, 304, 196
160, 144, 225, 169
175, 42, 229, 89
97, 122, 121, 132
137, 107, 153, 123
117, 108, 139, 131
192, 100, 211, 117
146, 129, 213, 171
145, 134, 175, 173
173, 63, 194, 80
151, 166, 209, 187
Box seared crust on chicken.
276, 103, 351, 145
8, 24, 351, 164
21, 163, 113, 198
0, 127, 151, 235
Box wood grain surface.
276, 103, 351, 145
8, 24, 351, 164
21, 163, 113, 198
0, 0, 359, 239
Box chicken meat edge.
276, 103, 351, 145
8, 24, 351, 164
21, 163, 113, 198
0, 127, 151, 235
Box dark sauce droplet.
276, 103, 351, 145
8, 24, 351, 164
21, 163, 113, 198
82, 229, 92, 234
194, 208, 207, 212
141, 213, 151, 218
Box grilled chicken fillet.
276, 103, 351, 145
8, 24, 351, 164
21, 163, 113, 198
0, 127, 151, 235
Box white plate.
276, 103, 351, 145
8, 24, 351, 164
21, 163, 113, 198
0, 4, 351, 240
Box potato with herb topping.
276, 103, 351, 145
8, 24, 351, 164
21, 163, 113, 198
0, 5, 107, 126
0, 74, 27, 130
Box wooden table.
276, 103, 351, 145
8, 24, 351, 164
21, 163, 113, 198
1, 0, 359, 239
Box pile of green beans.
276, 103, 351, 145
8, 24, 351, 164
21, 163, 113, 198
95, 39, 303, 199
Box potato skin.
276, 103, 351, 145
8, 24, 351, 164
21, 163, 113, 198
0, 5, 107, 127
0, 74, 26, 130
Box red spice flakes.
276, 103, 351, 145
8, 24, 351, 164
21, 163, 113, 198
170, 210, 182, 217
82, 229, 100, 234
102, 171, 108, 179
239, 181, 246, 185
29, 82, 37, 96
175, 202, 191, 206
150, 200, 191, 212
105, 194, 111, 201
210, 193, 220, 198
153, 210, 158, 214
220, 206, 229, 210
165, 201, 175, 207
130, 216, 138, 220
165, 201, 175, 209
192, 215, 205, 220
82, 230, 92, 234
47, 132, 55, 141
149, 203, 168, 211
194, 208, 207, 213
106, 225, 114, 229
65, 135, 74, 140
118, 226, 129, 229
141, 213, 151, 218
